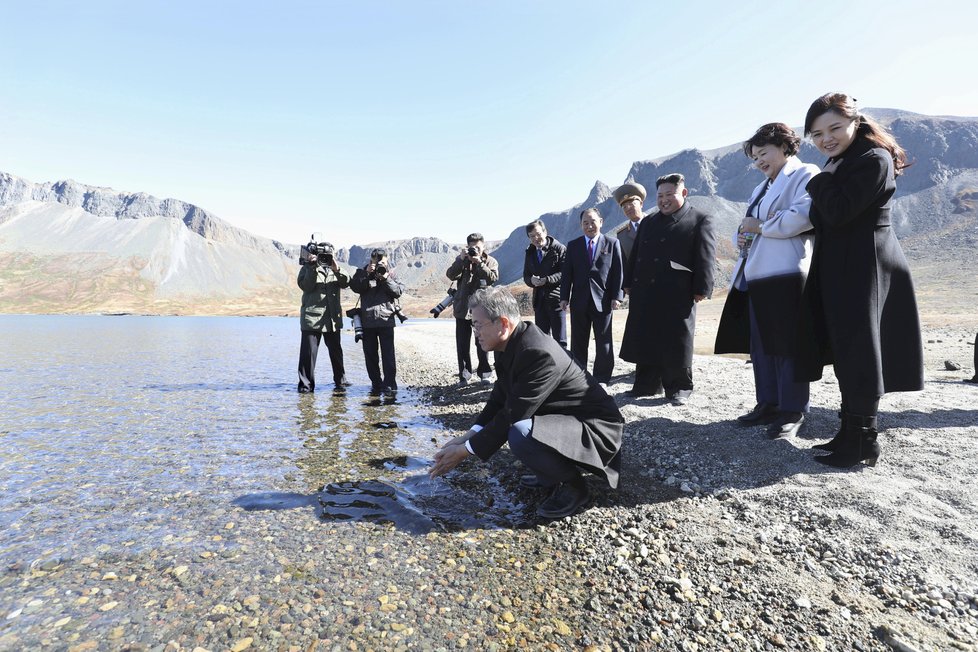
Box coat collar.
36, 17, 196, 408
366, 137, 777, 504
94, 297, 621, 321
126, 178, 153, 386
751, 155, 805, 209
498, 320, 530, 359
656, 200, 691, 224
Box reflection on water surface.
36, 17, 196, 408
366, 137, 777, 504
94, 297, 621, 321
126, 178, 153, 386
0, 315, 523, 567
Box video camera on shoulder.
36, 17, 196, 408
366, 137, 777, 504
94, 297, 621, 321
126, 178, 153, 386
303, 232, 334, 266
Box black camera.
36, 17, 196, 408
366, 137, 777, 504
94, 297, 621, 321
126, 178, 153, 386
430, 287, 457, 318
374, 262, 388, 276
305, 232, 335, 266
345, 307, 364, 343
467, 246, 478, 257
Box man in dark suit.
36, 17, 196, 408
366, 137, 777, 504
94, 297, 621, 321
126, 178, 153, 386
620, 173, 717, 405
522, 219, 567, 348
430, 287, 623, 520
560, 208, 624, 385
613, 182, 647, 269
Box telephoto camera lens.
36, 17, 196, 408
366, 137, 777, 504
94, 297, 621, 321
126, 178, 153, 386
429, 287, 457, 318
375, 263, 387, 276
467, 246, 478, 257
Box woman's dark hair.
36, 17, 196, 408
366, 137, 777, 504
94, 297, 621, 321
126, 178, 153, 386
804, 93, 909, 175
742, 122, 801, 158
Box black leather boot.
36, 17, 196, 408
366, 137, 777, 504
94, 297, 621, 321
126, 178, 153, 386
815, 415, 880, 468
812, 411, 847, 451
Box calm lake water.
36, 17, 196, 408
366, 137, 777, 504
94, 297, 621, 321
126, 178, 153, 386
0, 315, 517, 568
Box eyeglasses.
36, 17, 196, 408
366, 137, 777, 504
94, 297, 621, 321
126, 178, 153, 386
470, 318, 497, 331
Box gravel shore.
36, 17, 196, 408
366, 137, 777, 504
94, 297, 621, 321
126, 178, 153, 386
1, 314, 976, 651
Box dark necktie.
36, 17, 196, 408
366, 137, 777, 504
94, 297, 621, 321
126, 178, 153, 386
587, 239, 595, 264
537, 248, 543, 264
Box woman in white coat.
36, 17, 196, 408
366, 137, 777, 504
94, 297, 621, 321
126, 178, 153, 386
715, 123, 820, 438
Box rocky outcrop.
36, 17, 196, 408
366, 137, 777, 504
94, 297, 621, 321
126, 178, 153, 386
491, 109, 978, 284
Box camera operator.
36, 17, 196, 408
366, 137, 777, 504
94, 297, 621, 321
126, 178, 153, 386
297, 237, 349, 393
350, 248, 405, 395
446, 232, 499, 384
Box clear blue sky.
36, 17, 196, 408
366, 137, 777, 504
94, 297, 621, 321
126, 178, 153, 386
2, 0, 976, 247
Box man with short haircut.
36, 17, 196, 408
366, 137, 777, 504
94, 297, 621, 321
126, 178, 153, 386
560, 208, 623, 385
447, 233, 499, 384
430, 287, 623, 520
613, 182, 647, 269
522, 219, 567, 348
620, 173, 717, 405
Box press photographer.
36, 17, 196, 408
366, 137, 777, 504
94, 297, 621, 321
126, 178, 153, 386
297, 233, 350, 393
350, 248, 405, 395
445, 232, 499, 384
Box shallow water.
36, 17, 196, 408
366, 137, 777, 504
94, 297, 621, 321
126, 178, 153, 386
0, 315, 520, 566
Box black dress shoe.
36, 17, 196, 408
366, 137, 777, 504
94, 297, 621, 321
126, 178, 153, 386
626, 384, 662, 398
736, 403, 778, 426
965, 376, 978, 384
766, 412, 805, 439
519, 474, 547, 489
536, 479, 590, 519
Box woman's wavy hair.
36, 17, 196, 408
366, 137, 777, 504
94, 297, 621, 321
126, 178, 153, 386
742, 122, 801, 158
804, 93, 909, 175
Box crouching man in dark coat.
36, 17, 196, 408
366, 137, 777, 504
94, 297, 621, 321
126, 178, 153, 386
430, 287, 623, 519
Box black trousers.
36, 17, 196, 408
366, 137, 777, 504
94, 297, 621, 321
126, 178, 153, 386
634, 364, 692, 395
569, 303, 614, 383
298, 330, 345, 392
507, 422, 580, 487
361, 326, 396, 391
455, 318, 492, 378
534, 303, 567, 348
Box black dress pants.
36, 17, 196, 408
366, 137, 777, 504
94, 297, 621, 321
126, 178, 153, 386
569, 303, 614, 383
455, 318, 492, 379
361, 326, 397, 391
534, 303, 567, 348
298, 330, 345, 392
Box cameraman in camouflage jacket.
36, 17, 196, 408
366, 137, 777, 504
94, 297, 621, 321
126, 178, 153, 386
297, 242, 350, 393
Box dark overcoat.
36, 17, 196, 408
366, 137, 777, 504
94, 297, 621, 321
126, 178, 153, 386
796, 135, 923, 394
468, 322, 624, 488
619, 202, 716, 368
522, 235, 566, 312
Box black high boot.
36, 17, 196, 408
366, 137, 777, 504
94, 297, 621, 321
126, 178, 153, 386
812, 411, 847, 452
815, 415, 880, 468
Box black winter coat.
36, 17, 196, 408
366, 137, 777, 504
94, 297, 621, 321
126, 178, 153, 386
469, 322, 623, 488
796, 136, 923, 394
522, 236, 566, 312
619, 202, 716, 368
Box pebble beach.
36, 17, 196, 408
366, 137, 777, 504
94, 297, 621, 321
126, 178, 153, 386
1, 315, 976, 652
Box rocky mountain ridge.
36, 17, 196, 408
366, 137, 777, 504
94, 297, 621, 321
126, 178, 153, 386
1, 108, 975, 315
489, 109, 978, 298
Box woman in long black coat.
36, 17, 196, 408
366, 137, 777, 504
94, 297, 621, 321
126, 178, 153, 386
798, 93, 924, 468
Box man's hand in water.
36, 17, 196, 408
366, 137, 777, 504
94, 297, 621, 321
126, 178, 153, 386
429, 433, 473, 479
